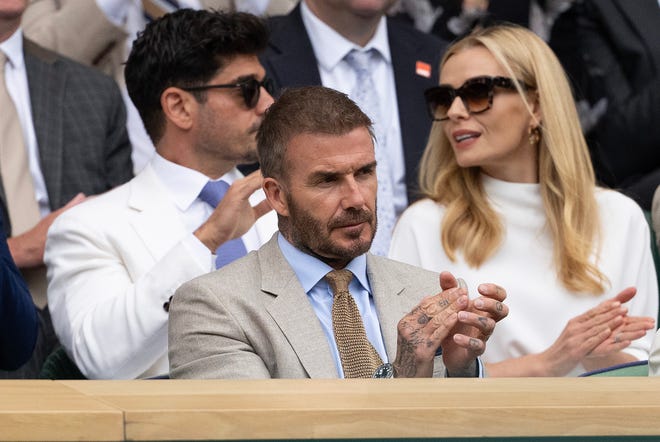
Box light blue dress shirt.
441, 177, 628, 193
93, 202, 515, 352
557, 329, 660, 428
277, 234, 388, 378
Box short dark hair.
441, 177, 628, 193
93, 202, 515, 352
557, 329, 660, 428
257, 86, 373, 181
125, 9, 268, 144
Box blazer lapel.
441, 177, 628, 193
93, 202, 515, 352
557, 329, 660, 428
260, 237, 338, 378
127, 166, 190, 261
366, 255, 410, 361
387, 22, 441, 201
24, 40, 65, 209
261, 4, 322, 90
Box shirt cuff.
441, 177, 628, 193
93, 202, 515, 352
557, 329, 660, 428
182, 233, 215, 271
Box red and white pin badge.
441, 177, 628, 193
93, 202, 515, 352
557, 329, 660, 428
415, 61, 431, 78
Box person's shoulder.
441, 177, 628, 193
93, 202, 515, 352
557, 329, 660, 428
596, 187, 645, 214
386, 15, 447, 49
176, 250, 264, 299
50, 180, 133, 231
398, 197, 443, 226
24, 38, 117, 86
595, 187, 648, 229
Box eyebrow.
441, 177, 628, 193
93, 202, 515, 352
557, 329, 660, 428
230, 74, 262, 84
308, 160, 377, 183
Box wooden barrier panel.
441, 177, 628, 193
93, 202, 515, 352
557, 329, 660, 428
0, 380, 123, 441
3, 378, 660, 440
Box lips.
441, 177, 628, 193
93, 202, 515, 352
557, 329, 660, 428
452, 129, 481, 143
329, 210, 373, 230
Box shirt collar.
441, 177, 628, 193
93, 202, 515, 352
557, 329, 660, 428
0, 28, 24, 70
277, 233, 371, 294
149, 153, 242, 211
300, 0, 391, 72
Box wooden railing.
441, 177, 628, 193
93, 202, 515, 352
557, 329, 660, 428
3, 378, 660, 441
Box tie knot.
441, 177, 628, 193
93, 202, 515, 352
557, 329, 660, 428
198, 180, 230, 208
325, 269, 353, 295
344, 49, 377, 73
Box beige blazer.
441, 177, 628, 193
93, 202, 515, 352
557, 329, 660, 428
23, 0, 299, 83
168, 235, 447, 379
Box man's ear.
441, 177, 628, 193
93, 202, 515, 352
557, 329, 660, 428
161, 87, 196, 131
263, 177, 290, 217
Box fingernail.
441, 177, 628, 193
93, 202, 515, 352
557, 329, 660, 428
458, 311, 468, 320
475, 299, 484, 309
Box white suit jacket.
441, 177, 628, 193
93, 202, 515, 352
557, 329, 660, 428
44, 163, 277, 379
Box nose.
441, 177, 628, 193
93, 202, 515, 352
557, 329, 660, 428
341, 176, 368, 210
446, 96, 469, 120
256, 85, 275, 114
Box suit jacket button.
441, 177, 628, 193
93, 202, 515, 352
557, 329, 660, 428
163, 296, 173, 313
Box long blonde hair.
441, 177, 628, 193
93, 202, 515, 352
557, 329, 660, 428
419, 24, 607, 294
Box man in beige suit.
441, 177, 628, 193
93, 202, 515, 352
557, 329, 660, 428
169, 86, 509, 379
22, 0, 298, 173
45, 9, 277, 379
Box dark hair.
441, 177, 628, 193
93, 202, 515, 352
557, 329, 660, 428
124, 9, 268, 144
257, 86, 373, 180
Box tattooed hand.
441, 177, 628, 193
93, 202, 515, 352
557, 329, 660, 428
440, 273, 508, 376
393, 272, 504, 377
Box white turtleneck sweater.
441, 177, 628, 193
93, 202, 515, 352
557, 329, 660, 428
390, 175, 658, 376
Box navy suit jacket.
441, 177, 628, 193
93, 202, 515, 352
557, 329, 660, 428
260, 5, 446, 203
577, 0, 660, 209
0, 214, 37, 370
0, 38, 133, 236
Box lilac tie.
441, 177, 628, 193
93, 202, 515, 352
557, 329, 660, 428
198, 180, 248, 268
344, 49, 396, 256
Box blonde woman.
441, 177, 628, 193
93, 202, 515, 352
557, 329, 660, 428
390, 24, 657, 377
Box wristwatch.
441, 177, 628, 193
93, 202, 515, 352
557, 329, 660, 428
372, 362, 394, 378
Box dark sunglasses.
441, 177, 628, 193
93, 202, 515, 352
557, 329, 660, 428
424, 76, 528, 121
181, 77, 274, 109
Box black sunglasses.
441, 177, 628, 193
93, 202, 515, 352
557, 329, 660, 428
181, 77, 274, 109
424, 76, 528, 121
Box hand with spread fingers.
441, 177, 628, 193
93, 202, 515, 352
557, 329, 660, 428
486, 286, 655, 377
391, 271, 508, 378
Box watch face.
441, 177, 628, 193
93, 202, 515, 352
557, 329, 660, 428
373, 363, 394, 378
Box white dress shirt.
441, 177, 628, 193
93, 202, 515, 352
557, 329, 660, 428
300, 0, 407, 217
150, 153, 264, 265
0, 29, 51, 217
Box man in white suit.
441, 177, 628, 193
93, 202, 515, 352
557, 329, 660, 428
44, 9, 277, 379
168, 86, 509, 379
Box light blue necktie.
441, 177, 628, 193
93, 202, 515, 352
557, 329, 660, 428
344, 49, 397, 256
198, 180, 248, 268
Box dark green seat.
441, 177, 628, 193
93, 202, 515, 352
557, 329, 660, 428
38, 346, 86, 380
579, 360, 648, 377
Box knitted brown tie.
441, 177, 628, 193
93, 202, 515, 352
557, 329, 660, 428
325, 269, 383, 378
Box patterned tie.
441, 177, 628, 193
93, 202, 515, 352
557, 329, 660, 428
344, 49, 396, 257
0, 51, 40, 236
325, 269, 383, 378
198, 180, 248, 268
